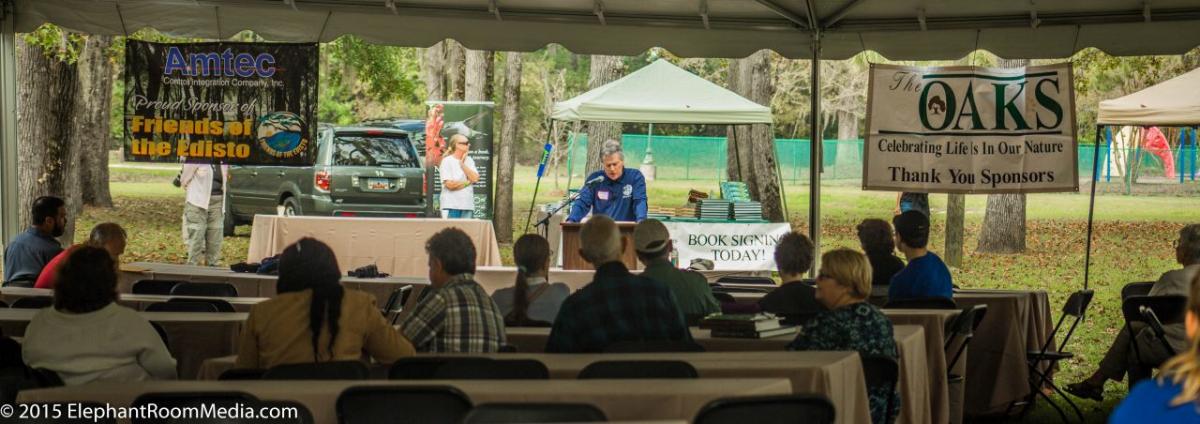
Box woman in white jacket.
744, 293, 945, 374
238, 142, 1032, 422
22, 246, 177, 385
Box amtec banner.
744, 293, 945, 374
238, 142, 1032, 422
864, 64, 1078, 194
661, 222, 792, 271
124, 41, 318, 165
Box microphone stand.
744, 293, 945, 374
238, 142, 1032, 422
531, 187, 588, 239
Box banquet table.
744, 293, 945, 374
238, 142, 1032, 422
472, 266, 769, 294
883, 309, 960, 424
0, 309, 244, 380
17, 378, 792, 423
0, 287, 268, 312
951, 289, 1054, 415
118, 262, 428, 303
245, 215, 502, 277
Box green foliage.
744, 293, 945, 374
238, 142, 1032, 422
22, 24, 85, 64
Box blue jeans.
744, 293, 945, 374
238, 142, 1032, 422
444, 209, 474, 219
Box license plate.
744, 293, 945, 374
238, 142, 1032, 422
367, 178, 390, 190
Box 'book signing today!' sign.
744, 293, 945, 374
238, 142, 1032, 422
864, 64, 1078, 193
124, 41, 318, 164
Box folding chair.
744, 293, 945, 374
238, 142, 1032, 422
884, 297, 957, 310
170, 282, 238, 297
10, 296, 53, 309
1122, 295, 1187, 384
132, 279, 184, 295
381, 285, 412, 325
168, 297, 236, 312
262, 361, 370, 380
862, 355, 900, 424
1022, 289, 1093, 424
1120, 281, 1155, 300
945, 304, 987, 383
336, 385, 472, 424
578, 360, 698, 379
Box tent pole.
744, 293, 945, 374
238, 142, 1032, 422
772, 124, 789, 222
1084, 125, 1103, 291
807, 34, 822, 277
0, 0, 18, 248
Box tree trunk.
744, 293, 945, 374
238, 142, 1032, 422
445, 40, 466, 101
977, 58, 1028, 254
945, 194, 965, 266
725, 58, 754, 192
584, 55, 624, 174
464, 48, 491, 101
484, 51, 496, 102
78, 35, 115, 208
494, 52, 522, 243
17, 37, 81, 245
421, 42, 446, 100
727, 51, 782, 221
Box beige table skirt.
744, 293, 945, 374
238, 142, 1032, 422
953, 289, 1053, 415
0, 287, 268, 313
246, 215, 502, 277
472, 266, 768, 295
18, 378, 791, 423
118, 262, 428, 303
884, 308, 960, 424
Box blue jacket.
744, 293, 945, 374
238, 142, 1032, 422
566, 168, 648, 223
888, 252, 954, 300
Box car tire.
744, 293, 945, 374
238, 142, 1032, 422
282, 196, 303, 216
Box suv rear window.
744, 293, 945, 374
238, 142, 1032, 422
333, 135, 420, 168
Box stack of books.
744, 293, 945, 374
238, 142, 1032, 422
721, 181, 752, 202
699, 313, 799, 339
695, 199, 732, 220
646, 206, 675, 220
687, 189, 710, 204
732, 201, 764, 221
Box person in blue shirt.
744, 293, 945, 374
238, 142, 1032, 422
3, 196, 66, 287
566, 140, 648, 223
1110, 272, 1200, 424
888, 210, 953, 300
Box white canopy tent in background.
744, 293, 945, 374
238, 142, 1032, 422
551, 59, 772, 124
1098, 66, 1200, 126
4, 0, 1200, 278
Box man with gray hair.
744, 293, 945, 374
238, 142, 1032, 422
566, 140, 648, 223
1067, 223, 1200, 400
546, 215, 691, 352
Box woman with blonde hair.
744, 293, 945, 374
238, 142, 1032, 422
787, 248, 899, 424
1111, 271, 1200, 422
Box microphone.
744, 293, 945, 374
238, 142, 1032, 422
584, 175, 605, 186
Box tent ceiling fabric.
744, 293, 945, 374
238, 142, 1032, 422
1097, 67, 1200, 126
13, 0, 1200, 59
551, 59, 773, 124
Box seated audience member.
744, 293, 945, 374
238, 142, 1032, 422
402, 228, 507, 352
492, 234, 571, 326
546, 215, 691, 353
236, 238, 414, 369
1068, 224, 1200, 400
858, 219, 905, 287
757, 232, 824, 321
888, 210, 953, 300
35, 223, 127, 289
634, 219, 720, 319
22, 246, 176, 385
788, 248, 899, 424
1110, 271, 1200, 423
3, 196, 66, 287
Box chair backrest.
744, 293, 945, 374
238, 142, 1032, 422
861, 355, 899, 424
1122, 295, 1188, 326
149, 321, 169, 348
884, 297, 957, 310
577, 360, 698, 379
170, 282, 238, 298
381, 286, 412, 315
463, 402, 606, 423
336, 385, 472, 424
435, 359, 549, 380
710, 285, 771, 294
1062, 290, 1095, 317
715, 276, 776, 286
694, 395, 836, 424
262, 361, 370, 380
132, 279, 184, 295
10, 296, 53, 309
389, 357, 492, 380
168, 297, 236, 312
1039, 289, 1094, 355
1122, 281, 1156, 299
218, 368, 266, 380
0, 300, 7, 308
145, 301, 219, 313
16, 402, 114, 424
131, 391, 258, 424
603, 340, 706, 353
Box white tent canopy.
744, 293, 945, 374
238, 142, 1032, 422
1097, 67, 1200, 126
551, 59, 772, 124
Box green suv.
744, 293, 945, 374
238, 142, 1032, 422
224, 125, 426, 234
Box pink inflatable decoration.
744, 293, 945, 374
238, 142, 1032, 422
1143, 126, 1176, 178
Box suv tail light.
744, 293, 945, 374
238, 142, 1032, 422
314, 166, 332, 192
422, 173, 427, 194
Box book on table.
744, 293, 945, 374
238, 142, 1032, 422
710, 325, 799, 339
699, 313, 782, 332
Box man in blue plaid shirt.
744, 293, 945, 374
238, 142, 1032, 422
402, 228, 506, 353
546, 215, 691, 353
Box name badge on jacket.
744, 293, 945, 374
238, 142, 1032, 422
597, 190, 610, 201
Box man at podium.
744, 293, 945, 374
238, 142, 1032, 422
566, 140, 648, 223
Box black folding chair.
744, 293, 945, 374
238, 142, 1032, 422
884, 297, 957, 309
132, 279, 184, 295
10, 296, 53, 309
1022, 289, 1093, 424
170, 282, 238, 298
694, 395, 835, 424
389, 357, 493, 380
433, 359, 549, 380
1120, 281, 1156, 300
578, 360, 698, 379
262, 361, 370, 380
168, 297, 236, 312
381, 285, 412, 325
945, 304, 987, 383
603, 340, 705, 353
145, 301, 219, 313
218, 368, 266, 380
715, 276, 777, 286
1122, 295, 1187, 380
131, 391, 258, 424
336, 385, 472, 424
861, 355, 900, 424
463, 402, 606, 423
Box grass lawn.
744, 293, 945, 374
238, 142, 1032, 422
69, 164, 1200, 423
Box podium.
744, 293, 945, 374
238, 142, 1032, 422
561, 222, 641, 270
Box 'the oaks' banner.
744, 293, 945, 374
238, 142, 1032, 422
864, 64, 1078, 194
661, 222, 792, 271
124, 41, 318, 164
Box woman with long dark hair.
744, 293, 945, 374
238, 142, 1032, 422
492, 234, 570, 326
236, 237, 414, 368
